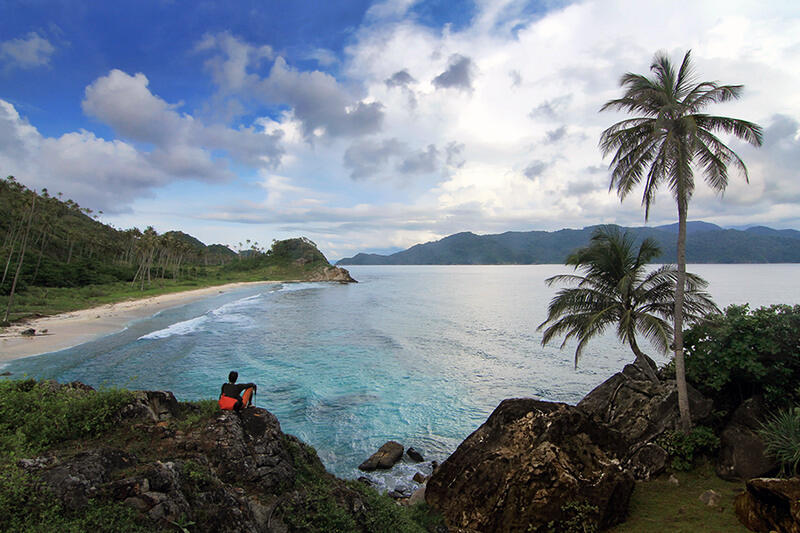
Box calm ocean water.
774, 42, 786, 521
3, 264, 799, 487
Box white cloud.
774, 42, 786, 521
0, 32, 55, 69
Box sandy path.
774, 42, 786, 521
0, 281, 276, 363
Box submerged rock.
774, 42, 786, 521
425, 399, 634, 533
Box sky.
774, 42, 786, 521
1, 0, 799, 260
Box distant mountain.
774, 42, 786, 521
337, 222, 800, 265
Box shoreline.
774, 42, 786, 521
0, 281, 277, 363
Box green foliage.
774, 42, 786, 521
0, 464, 149, 532
684, 304, 800, 409
758, 406, 800, 476
656, 426, 720, 471
0, 379, 133, 457
175, 399, 219, 430
544, 501, 600, 533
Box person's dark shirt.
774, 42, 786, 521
220, 382, 255, 400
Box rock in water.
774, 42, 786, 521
717, 396, 778, 480
425, 399, 634, 533
735, 477, 800, 533
358, 441, 404, 471
407, 447, 424, 462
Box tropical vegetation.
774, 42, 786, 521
538, 226, 717, 383
683, 304, 800, 410
600, 49, 763, 430
0, 176, 338, 325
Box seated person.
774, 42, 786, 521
218, 371, 256, 411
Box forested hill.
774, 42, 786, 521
0, 176, 345, 322
337, 222, 800, 265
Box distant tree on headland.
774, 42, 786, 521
539, 226, 718, 384
600, 50, 763, 430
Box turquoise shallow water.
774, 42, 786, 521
3, 264, 799, 487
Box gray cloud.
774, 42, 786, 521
0, 32, 55, 70
197, 34, 385, 140
544, 125, 567, 144
524, 160, 548, 179
432, 54, 475, 92
446, 142, 466, 168
385, 69, 416, 88
343, 138, 407, 179
509, 70, 522, 87
529, 95, 572, 119
398, 144, 439, 174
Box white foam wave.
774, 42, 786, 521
277, 282, 330, 292
138, 314, 209, 340
138, 293, 265, 340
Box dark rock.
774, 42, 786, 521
407, 447, 425, 462
21, 328, 36, 336
307, 265, 357, 283
717, 396, 778, 481
577, 361, 712, 479
358, 441, 404, 471
357, 476, 372, 485
627, 442, 669, 480
425, 399, 634, 533
413, 472, 426, 484
0, 370, 11, 376
34, 448, 138, 509
735, 477, 800, 533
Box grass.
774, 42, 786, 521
610, 462, 747, 533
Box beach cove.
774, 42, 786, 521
0, 281, 277, 362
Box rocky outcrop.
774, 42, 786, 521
425, 399, 634, 533
358, 441, 404, 471
717, 396, 778, 481
307, 265, 357, 282
16, 387, 399, 532
735, 477, 800, 533
577, 361, 713, 479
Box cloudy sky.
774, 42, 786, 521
2, 0, 799, 259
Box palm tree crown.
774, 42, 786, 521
538, 227, 718, 382
599, 50, 762, 217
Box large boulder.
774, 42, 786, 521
717, 396, 778, 480
358, 441, 404, 471
735, 477, 800, 533
425, 399, 634, 533
577, 361, 713, 479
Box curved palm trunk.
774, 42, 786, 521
628, 335, 660, 384
674, 200, 691, 432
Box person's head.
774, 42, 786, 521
228, 371, 238, 383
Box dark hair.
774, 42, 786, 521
228, 371, 238, 383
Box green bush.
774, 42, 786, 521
758, 406, 800, 476
656, 426, 720, 471
0, 380, 133, 457
684, 304, 800, 410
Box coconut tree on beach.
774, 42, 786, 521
599, 50, 763, 430
538, 226, 718, 384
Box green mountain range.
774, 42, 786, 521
337, 222, 800, 265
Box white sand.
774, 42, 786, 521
0, 282, 276, 363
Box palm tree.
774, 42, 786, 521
538, 226, 718, 384
599, 50, 762, 429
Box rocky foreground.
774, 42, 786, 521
8, 361, 799, 532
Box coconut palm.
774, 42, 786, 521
538, 226, 718, 384
599, 50, 762, 428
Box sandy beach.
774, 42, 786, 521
0, 281, 276, 363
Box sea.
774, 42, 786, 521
2, 264, 798, 492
